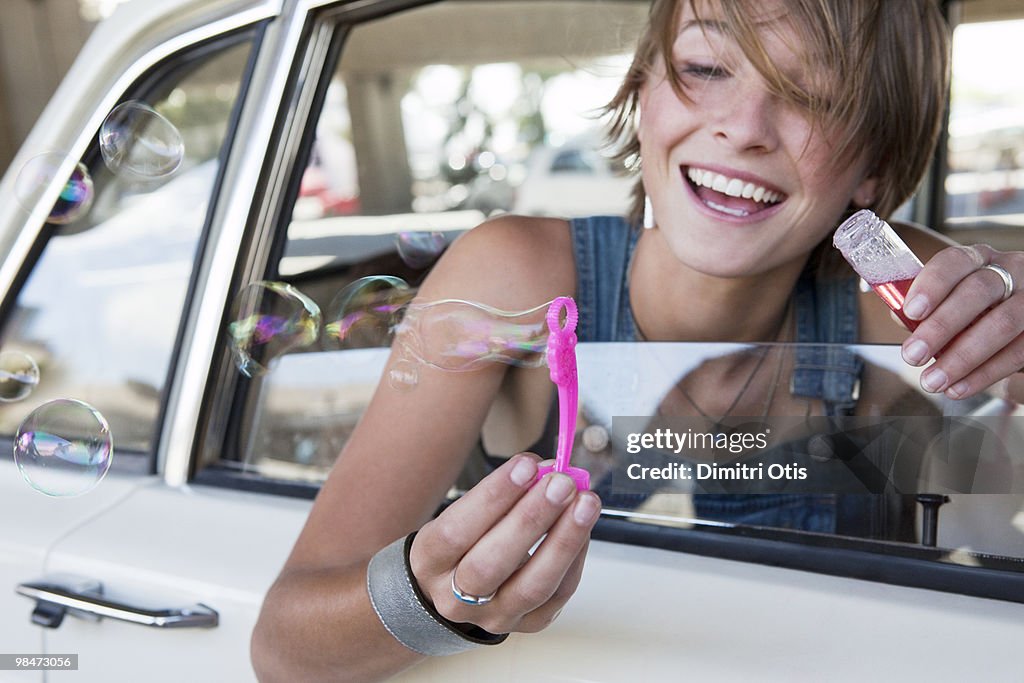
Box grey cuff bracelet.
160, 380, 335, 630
366, 532, 509, 656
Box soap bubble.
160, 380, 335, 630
396, 231, 447, 269
394, 299, 550, 372
14, 152, 94, 224
387, 358, 420, 392
99, 101, 184, 178
0, 351, 40, 402
14, 398, 113, 497
323, 276, 415, 350
228, 281, 321, 377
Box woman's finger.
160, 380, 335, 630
902, 254, 1024, 368
413, 453, 539, 575
902, 244, 988, 322
440, 473, 583, 615
933, 329, 1024, 400
458, 493, 598, 634
517, 540, 591, 633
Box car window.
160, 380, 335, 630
276, 0, 638, 281
201, 0, 1024, 598
203, 0, 645, 485
0, 35, 254, 462
943, 7, 1024, 247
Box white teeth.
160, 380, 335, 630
686, 166, 782, 205
705, 200, 750, 217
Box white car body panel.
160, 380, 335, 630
12, 466, 1024, 682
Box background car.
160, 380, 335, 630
1, 1, 1024, 681
512, 134, 634, 217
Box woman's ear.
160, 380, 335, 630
853, 176, 879, 208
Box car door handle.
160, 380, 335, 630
16, 581, 218, 629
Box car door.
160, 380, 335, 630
0, 2, 276, 680
189, 0, 1024, 681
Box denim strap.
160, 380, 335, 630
570, 216, 639, 343
791, 272, 862, 416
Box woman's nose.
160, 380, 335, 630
709, 82, 781, 154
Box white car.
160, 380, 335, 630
1, 1, 1024, 681
512, 135, 634, 218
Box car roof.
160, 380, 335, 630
0, 0, 278, 249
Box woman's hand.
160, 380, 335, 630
409, 453, 601, 635
899, 244, 1024, 400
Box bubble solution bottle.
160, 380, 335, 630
833, 209, 923, 330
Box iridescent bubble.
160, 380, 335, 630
396, 231, 447, 269
0, 351, 40, 402
387, 358, 420, 392
99, 101, 184, 178
14, 152, 94, 224
323, 276, 415, 350
394, 299, 551, 372
14, 398, 113, 497
228, 281, 321, 377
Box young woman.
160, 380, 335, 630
252, 1, 1024, 680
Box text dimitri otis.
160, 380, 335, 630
623, 427, 808, 481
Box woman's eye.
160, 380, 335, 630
678, 63, 727, 81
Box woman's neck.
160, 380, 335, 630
629, 228, 805, 343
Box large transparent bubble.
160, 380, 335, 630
228, 281, 321, 377
323, 276, 415, 350
395, 231, 448, 269
14, 152, 94, 224
99, 101, 184, 178
0, 351, 40, 403
394, 299, 551, 372
14, 398, 113, 497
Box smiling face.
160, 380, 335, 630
637, 1, 877, 278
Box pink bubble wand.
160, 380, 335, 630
536, 297, 590, 490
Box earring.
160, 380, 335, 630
643, 195, 655, 230
856, 191, 875, 207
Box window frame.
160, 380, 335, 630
193, 0, 446, 488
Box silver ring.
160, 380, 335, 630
981, 263, 1015, 303
451, 571, 497, 606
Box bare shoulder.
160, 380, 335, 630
418, 214, 576, 308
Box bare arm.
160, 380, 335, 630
251, 216, 600, 681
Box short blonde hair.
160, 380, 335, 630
606, 0, 951, 224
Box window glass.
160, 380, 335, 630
944, 14, 1024, 246
279, 1, 640, 278
212, 1, 1024, 589
222, 1, 645, 483
0, 37, 253, 458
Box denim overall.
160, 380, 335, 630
571, 215, 868, 533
